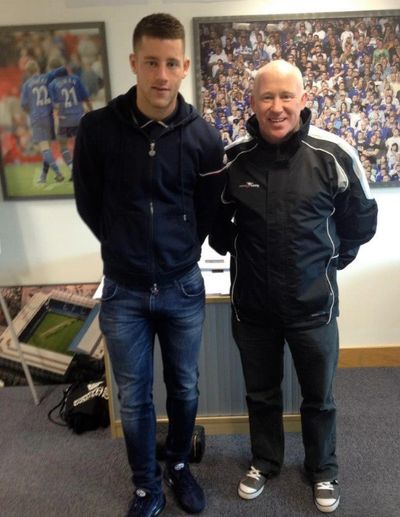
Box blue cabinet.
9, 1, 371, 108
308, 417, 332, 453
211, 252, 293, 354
105, 298, 301, 436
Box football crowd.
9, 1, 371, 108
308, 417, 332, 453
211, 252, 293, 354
198, 15, 400, 184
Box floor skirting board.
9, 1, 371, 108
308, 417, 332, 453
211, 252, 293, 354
107, 344, 400, 438
338, 344, 400, 368
110, 414, 301, 438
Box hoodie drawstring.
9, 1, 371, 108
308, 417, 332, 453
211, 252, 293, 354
179, 126, 187, 222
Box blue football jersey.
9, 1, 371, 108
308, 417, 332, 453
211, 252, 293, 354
20, 67, 67, 124
48, 75, 89, 128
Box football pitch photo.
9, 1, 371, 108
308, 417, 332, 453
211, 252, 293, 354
4, 163, 74, 199
25, 311, 84, 354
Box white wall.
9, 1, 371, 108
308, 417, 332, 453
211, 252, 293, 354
0, 0, 399, 346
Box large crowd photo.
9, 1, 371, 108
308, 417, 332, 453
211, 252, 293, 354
196, 13, 400, 185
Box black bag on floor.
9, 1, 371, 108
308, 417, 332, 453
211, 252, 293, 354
155, 422, 206, 463
48, 380, 110, 434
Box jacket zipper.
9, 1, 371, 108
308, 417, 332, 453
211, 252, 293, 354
231, 233, 240, 321
324, 209, 336, 324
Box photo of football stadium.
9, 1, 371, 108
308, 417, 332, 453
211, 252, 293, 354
19, 296, 91, 352
0, 286, 103, 384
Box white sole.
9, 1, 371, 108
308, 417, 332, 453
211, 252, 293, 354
238, 484, 265, 500
315, 496, 340, 513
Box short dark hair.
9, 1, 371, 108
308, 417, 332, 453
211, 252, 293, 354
133, 13, 185, 51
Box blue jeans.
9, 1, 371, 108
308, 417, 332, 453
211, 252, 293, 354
99, 265, 205, 494
232, 317, 339, 483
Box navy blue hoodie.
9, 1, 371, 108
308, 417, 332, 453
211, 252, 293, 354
73, 86, 225, 287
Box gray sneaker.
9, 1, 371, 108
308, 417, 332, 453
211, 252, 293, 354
313, 480, 340, 513
238, 466, 267, 500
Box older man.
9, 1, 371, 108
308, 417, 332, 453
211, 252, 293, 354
210, 60, 377, 513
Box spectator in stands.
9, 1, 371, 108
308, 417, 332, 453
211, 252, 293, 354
373, 38, 390, 66
387, 142, 400, 169
386, 126, 400, 149
208, 45, 228, 77
363, 133, 383, 165
234, 34, 253, 60
220, 129, 233, 146
355, 130, 368, 156
389, 160, 400, 180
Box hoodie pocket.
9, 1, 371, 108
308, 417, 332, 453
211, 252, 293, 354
102, 211, 148, 268
155, 213, 197, 267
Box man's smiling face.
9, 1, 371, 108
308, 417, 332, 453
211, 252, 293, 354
251, 61, 307, 144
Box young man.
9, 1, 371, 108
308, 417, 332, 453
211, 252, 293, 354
210, 60, 378, 513
73, 13, 224, 517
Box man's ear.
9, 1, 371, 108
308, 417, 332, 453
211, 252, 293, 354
300, 91, 308, 109
129, 53, 137, 74
250, 94, 255, 112
183, 57, 190, 78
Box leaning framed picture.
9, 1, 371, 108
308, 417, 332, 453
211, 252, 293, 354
0, 21, 111, 200
193, 11, 400, 187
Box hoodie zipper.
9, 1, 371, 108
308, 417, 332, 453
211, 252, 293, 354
148, 140, 157, 294
145, 125, 185, 294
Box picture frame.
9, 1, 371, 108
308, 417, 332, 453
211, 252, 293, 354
0, 282, 102, 385
0, 21, 111, 200
193, 11, 400, 187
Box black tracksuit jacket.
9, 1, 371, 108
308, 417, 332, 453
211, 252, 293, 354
209, 108, 378, 329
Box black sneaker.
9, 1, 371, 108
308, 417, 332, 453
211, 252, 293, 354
164, 462, 205, 514
238, 466, 267, 500
126, 489, 166, 517
313, 480, 340, 513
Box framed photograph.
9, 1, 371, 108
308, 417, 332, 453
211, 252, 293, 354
0, 22, 111, 200
0, 282, 102, 385
193, 11, 400, 187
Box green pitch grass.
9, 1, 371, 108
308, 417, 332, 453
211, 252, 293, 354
4, 163, 74, 198
26, 312, 84, 354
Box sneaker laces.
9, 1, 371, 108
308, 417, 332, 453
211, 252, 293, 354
247, 466, 263, 481
316, 481, 335, 491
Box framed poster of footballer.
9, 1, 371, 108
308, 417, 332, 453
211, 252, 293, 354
0, 22, 111, 200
